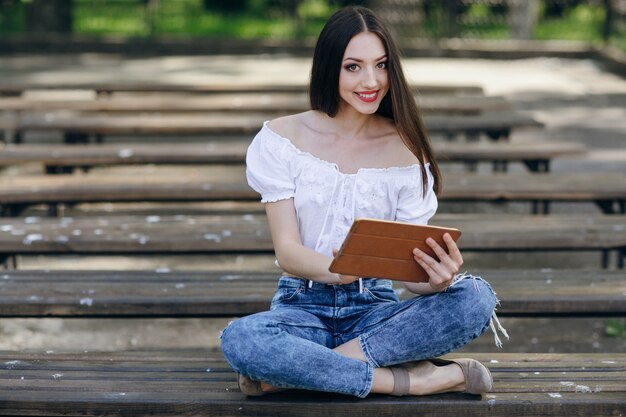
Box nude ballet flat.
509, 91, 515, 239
430, 357, 493, 394
237, 374, 287, 396
390, 358, 493, 396
237, 373, 265, 396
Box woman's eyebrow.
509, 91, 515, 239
343, 54, 388, 62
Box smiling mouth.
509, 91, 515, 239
355, 91, 379, 103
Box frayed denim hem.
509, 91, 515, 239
356, 362, 375, 398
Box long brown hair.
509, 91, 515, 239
309, 6, 441, 196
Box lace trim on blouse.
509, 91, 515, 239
261, 121, 428, 176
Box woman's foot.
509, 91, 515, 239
390, 358, 492, 396
237, 374, 285, 396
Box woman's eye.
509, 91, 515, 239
345, 64, 359, 72
377, 62, 387, 69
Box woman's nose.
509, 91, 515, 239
362, 66, 378, 88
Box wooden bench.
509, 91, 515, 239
0, 94, 511, 115
1, 171, 623, 216
0, 140, 586, 174
0, 214, 624, 269
0, 111, 543, 143
0, 269, 622, 318
1, 350, 622, 416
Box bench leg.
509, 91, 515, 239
531, 200, 550, 215
4, 130, 22, 144
523, 159, 550, 173
602, 250, 610, 269
1, 204, 27, 217
603, 249, 625, 269
465, 161, 479, 172
595, 200, 625, 215
45, 165, 75, 175
47, 203, 59, 217
492, 160, 508, 172
487, 129, 510, 142
64, 132, 89, 144
1, 255, 17, 270
466, 131, 480, 142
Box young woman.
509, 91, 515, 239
221, 6, 505, 398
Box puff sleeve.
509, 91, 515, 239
246, 128, 295, 203
394, 164, 438, 225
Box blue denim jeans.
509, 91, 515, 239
220, 274, 497, 398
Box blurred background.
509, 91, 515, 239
0, 0, 623, 51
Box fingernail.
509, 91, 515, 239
426, 238, 434, 244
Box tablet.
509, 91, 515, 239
328, 218, 461, 283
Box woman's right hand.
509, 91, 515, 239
332, 248, 361, 285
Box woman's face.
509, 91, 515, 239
338, 31, 389, 116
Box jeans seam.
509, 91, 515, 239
358, 335, 381, 368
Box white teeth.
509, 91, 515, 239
358, 92, 377, 99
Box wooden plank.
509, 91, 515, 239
0, 82, 485, 96
0, 214, 624, 254
0, 141, 586, 168
0, 351, 622, 416
0, 111, 542, 137
0, 94, 510, 114
0, 269, 622, 317
0, 172, 622, 206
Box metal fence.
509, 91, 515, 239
0, 0, 623, 47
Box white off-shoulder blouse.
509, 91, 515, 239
246, 121, 438, 259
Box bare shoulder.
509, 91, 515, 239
267, 111, 318, 147
267, 112, 314, 139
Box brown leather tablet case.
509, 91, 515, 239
328, 218, 461, 283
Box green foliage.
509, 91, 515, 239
69, 0, 332, 38
534, 2, 605, 42
0, 0, 27, 34
604, 319, 626, 339
0, 0, 621, 49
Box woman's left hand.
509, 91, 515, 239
412, 233, 463, 292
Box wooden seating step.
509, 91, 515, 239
0, 214, 624, 268
0, 111, 543, 143
1, 171, 623, 215
0, 141, 586, 173
0, 94, 510, 114
0, 82, 485, 96
0, 350, 623, 416
0, 269, 622, 318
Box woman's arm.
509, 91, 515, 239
265, 198, 358, 284
404, 233, 463, 294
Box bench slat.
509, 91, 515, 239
0, 351, 623, 417
1, 172, 623, 204
0, 141, 585, 165
0, 82, 485, 95
0, 269, 623, 317
0, 214, 624, 254
0, 94, 510, 114
0, 141, 586, 169
1, 111, 542, 137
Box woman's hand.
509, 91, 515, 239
332, 248, 361, 285
412, 233, 463, 292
